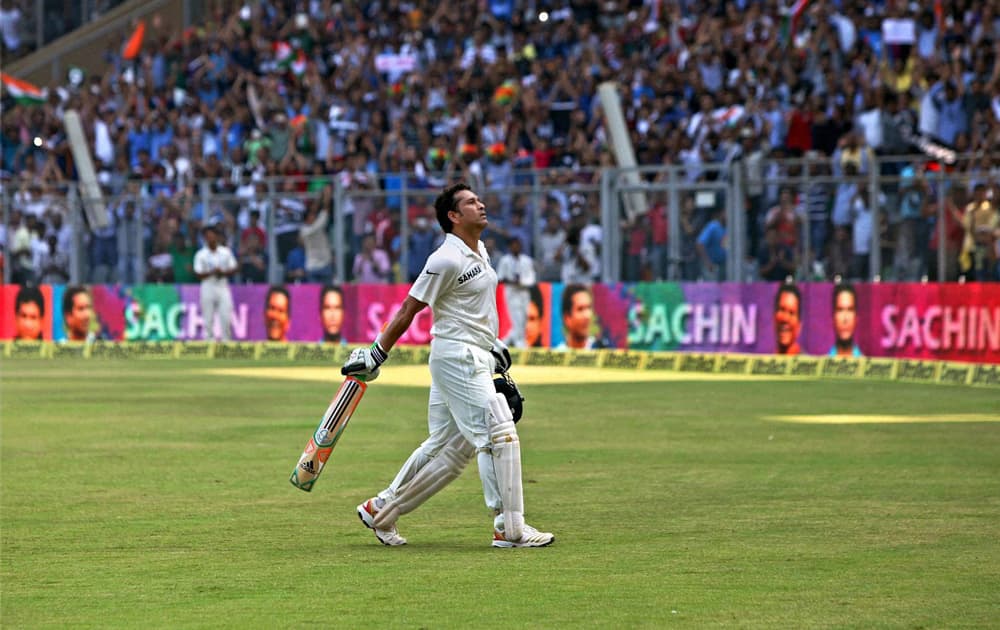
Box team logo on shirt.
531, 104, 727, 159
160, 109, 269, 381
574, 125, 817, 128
457, 265, 483, 285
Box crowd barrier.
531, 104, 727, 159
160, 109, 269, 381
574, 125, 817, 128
3, 340, 999, 389
3, 281, 998, 365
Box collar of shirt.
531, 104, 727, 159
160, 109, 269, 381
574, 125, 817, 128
444, 233, 485, 260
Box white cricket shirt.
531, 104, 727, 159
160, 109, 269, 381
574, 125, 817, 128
409, 233, 498, 350
193, 245, 237, 289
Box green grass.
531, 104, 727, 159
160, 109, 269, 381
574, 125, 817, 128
2, 359, 999, 629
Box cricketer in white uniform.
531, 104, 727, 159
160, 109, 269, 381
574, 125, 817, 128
193, 225, 238, 341
344, 182, 554, 548
495, 236, 536, 348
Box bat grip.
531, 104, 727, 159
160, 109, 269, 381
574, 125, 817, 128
341, 361, 366, 376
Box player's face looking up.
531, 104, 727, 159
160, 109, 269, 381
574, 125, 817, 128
449, 190, 488, 230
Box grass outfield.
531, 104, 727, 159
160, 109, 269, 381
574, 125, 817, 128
2, 359, 999, 628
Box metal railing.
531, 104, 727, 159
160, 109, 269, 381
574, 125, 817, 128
3, 154, 997, 286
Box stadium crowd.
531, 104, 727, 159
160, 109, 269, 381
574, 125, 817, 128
2, 0, 999, 288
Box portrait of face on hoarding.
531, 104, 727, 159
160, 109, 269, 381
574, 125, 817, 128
773, 284, 802, 355
320, 285, 345, 344
525, 285, 545, 348
62, 286, 94, 342
829, 284, 862, 357
561, 284, 594, 350
14, 286, 45, 340
265, 286, 291, 342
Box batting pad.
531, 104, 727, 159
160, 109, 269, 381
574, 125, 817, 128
488, 392, 524, 542
373, 433, 475, 529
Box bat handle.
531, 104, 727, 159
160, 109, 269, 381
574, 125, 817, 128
341, 361, 366, 377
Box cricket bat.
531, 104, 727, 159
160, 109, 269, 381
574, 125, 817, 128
289, 375, 368, 492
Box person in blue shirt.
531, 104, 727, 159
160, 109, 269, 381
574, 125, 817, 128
829, 283, 863, 357
284, 238, 306, 284
696, 207, 727, 281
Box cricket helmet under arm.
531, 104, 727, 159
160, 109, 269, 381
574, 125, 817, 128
493, 372, 524, 423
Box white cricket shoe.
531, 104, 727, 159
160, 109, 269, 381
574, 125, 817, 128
492, 523, 555, 548
357, 497, 407, 546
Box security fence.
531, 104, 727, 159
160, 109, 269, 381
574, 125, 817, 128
4, 154, 998, 287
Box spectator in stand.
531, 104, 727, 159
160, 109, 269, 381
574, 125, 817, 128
38, 233, 69, 284
758, 226, 798, 283
352, 234, 391, 284
240, 209, 266, 256
116, 200, 142, 285
169, 232, 197, 284
679, 195, 702, 282
239, 231, 268, 284
0, 0, 24, 59
766, 188, 802, 255
647, 197, 669, 281
146, 242, 173, 283
8, 210, 34, 285
88, 198, 118, 283
696, 207, 728, 282
851, 189, 874, 281
538, 212, 566, 283
623, 212, 649, 283
300, 202, 333, 284
928, 187, 966, 282
273, 177, 305, 266
496, 236, 536, 349
959, 184, 998, 281
559, 226, 599, 285
407, 213, 440, 282
895, 163, 932, 281
801, 155, 832, 277
284, 236, 307, 284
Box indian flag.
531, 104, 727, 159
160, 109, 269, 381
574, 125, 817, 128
290, 50, 307, 76
1, 73, 46, 105
274, 41, 293, 66
779, 0, 811, 48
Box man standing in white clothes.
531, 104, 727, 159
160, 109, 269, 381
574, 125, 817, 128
194, 225, 237, 341
343, 182, 554, 549
495, 236, 536, 348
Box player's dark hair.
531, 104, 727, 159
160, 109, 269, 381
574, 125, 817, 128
15, 285, 45, 318
267, 285, 291, 316
774, 282, 801, 318
62, 286, 88, 318
434, 182, 471, 234
832, 283, 856, 314
561, 283, 589, 321
319, 285, 343, 313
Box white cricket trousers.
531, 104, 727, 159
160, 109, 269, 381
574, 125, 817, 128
200, 284, 233, 341
380, 337, 504, 513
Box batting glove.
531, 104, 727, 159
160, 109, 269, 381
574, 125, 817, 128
490, 338, 512, 374
341, 340, 389, 381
